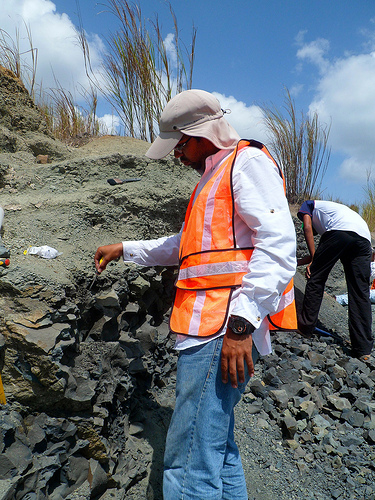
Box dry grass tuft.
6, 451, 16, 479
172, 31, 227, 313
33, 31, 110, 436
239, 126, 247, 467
262, 88, 331, 204
0, 25, 102, 145
361, 177, 375, 231
78, 0, 196, 143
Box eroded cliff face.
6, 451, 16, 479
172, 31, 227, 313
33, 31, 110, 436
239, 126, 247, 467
1, 68, 375, 500
0, 65, 71, 161
0, 66, 47, 133
0, 67, 201, 498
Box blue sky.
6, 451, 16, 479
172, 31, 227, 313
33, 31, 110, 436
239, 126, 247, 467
2, 0, 375, 205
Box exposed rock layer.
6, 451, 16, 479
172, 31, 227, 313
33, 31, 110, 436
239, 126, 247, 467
1, 67, 374, 499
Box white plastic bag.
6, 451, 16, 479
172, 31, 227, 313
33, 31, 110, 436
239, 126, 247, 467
337, 290, 375, 305
335, 293, 348, 306
24, 245, 62, 259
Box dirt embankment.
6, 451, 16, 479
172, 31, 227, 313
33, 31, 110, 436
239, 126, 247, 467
1, 66, 375, 500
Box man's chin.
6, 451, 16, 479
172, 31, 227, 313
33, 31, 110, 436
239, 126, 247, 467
182, 160, 200, 170
190, 163, 202, 171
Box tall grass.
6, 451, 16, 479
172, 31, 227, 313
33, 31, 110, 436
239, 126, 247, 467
79, 0, 196, 143
1, 0, 196, 147
38, 83, 101, 144
361, 176, 375, 232
0, 26, 37, 97
0, 27, 101, 145
262, 89, 331, 204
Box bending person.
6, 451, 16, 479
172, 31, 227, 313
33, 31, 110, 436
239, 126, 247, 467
297, 199, 373, 360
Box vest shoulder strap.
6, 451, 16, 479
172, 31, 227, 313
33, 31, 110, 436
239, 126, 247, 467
239, 139, 284, 183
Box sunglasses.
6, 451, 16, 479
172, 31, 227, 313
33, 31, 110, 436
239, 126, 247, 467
174, 136, 193, 153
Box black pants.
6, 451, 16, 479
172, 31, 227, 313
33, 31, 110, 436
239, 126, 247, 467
299, 230, 373, 356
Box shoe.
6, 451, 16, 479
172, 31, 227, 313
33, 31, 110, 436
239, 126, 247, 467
295, 328, 314, 339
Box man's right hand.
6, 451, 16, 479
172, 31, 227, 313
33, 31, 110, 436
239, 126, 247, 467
94, 243, 123, 273
305, 262, 312, 279
221, 329, 254, 389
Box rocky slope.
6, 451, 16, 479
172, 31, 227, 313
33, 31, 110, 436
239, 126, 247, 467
1, 66, 375, 500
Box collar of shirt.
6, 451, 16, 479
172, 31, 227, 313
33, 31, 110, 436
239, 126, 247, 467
204, 148, 233, 172
193, 149, 234, 203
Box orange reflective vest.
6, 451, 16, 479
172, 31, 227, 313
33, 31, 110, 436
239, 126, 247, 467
169, 140, 297, 337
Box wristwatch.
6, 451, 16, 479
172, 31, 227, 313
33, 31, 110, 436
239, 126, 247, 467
227, 315, 256, 336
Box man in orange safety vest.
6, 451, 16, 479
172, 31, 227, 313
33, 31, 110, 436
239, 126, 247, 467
94, 89, 297, 499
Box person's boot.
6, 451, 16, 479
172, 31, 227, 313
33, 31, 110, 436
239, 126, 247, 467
296, 319, 315, 339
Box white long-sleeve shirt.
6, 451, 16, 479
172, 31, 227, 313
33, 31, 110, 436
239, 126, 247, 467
123, 146, 297, 355
298, 200, 371, 242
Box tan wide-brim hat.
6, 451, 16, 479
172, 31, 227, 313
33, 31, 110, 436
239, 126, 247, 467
146, 89, 240, 159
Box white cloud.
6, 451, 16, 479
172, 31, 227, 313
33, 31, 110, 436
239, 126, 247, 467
163, 33, 177, 66
289, 83, 304, 98
212, 92, 268, 143
340, 157, 375, 183
296, 31, 375, 186
308, 51, 375, 182
0, 0, 104, 100
99, 114, 121, 135
296, 34, 330, 74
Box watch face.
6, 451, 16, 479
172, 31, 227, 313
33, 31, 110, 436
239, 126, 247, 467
233, 319, 247, 334
228, 316, 254, 335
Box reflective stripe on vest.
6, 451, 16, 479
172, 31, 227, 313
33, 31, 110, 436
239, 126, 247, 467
169, 139, 297, 336
176, 248, 253, 290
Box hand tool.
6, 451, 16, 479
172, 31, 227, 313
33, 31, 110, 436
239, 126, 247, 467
0, 208, 10, 266
88, 273, 98, 290
88, 258, 103, 290
315, 327, 348, 345
107, 177, 142, 186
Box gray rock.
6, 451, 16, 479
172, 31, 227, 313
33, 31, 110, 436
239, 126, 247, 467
249, 379, 268, 399
0, 455, 18, 480
326, 394, 351, 411
340, 434, 364, 447
0, 478, 18, 500
95, 289, 121, 309
65, 480, 91, 499
244, 401, 263, 414
3, 440, 32, 474
296, 400, 318, 419
340, 408, 365, 427
281, 412, 298, 438
88, 459, 109, 497
312, 414, 332, 430
269, 389, 289, 409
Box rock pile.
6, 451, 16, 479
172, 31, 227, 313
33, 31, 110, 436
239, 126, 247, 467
0, 261, 180, 499
243, 331, 375, 499
1, 66, 375, 499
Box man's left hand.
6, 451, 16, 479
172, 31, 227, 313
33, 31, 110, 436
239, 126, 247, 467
221, 329, 254, 389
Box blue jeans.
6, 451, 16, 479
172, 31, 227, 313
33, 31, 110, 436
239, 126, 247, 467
163, 336, 259, 499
